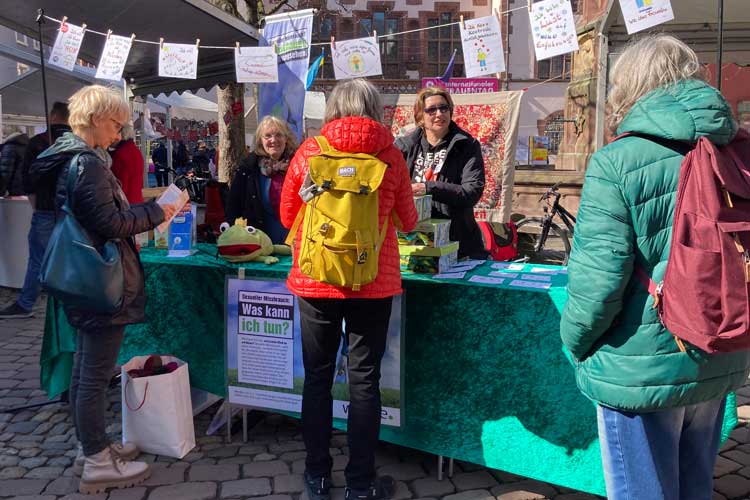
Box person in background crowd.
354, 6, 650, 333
0, 131, 29, 196
281, 79, 418, 500
192, 141, 211, 177
395, 87, 487, 260
0, 102, 71, 319
150, 141, 168, 187
29, 85, 178, 495
110, 123, 144, 204
226, 116, 298, 243
560, 34, 750, 500
173, 140, 189, 175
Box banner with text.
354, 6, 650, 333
226, 278, 403, 426
618, 0, 674, 34
529, 0, 579, 61
421, 78, 499, 94
258, 9, 314, 142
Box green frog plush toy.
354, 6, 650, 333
217, 218, 291, 264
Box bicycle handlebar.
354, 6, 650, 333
539, 182, 562, 202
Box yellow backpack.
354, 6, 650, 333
286, 136, 389, 291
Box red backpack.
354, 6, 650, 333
627, 129, 750, 353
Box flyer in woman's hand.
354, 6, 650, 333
156, 184, 189, 233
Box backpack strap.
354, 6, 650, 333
284, 205, 306, 247
633, 265, 687, 352
315, 136, 332, 155
614, 132, 693, 156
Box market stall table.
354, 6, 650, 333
40, 244, 737, 496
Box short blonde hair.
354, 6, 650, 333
324, 79, 383, 124
68, 85, 130, 132
607, 34, 707, 134
254, 116, 298, 157
121, 121, 136, 141
414, 87, 454, 127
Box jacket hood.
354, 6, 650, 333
617, 79, 737, 145
31, 132, 108, 176
321, 116, 393, 154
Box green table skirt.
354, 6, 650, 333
41, 244, 739, 496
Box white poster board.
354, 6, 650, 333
96, 35, 134, 81
48, 22, 86, 71
331, 37, 382, 80
529, 0, 579, 61
618, 0, 675, 34
159, 43, 199, 79
460, 15, 506, 78
235, 46, 279, 83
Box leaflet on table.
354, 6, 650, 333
156, 184, 190, 233
433, 271, 467, 279
508, 279, 551, 290
492, 262, 525, 271
226, 278, 403, 426
469, 275, 506, 285
520, 274, 552, 282
490, 271, 518, 279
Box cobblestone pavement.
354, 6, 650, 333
0, 287, 749, 500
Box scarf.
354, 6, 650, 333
258, 154, 290, 214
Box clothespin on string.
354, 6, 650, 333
235, 41, 241, 54
330, 36, 336, 51
528, 0, 533, 12
106, 29, 112, 41
159, 37, 164, 50
130, 33, 136, 43
272, 41, 278, 54
81, 22, 87, 32
59, 15, 68, 29
459, 15, 465, 29
195, 38, 200, 50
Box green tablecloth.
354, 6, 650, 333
41, 243, 738, 496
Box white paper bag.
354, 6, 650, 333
121, 355, 196, 458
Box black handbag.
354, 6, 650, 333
39, 154, 124, 313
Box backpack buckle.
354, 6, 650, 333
357, 250, 368, 263
322, 180, 332, 190
319, 223, 330, 236
359, 185, 370, 195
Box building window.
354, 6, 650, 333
425, 12, 463, 79
17, 62, 30, 76
536, 54, 571, 80
32, 39, 40, 51
311, 15, 334, 79
15, 32, 28, 46
360, 12, 401, 78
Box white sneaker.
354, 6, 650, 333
73, 442, 140, 476
78, 446, 150, 495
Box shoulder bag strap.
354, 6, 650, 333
62, 153, 82, 213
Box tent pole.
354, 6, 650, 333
35, 9, 51, 143
717, 0, 724, 90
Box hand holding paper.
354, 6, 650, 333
156, 184, 190, 233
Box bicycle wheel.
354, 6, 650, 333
515, 217, 571, 265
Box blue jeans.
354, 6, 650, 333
17, 210, 56, 311
597, 397, 726, 500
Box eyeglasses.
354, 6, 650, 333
424, 105, 451, 116
109, 118, 124, 133
262, 133, 284, 141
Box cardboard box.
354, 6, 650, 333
399, 241, 459, 274
398, 218, 451, 248
414, 195, 432, 222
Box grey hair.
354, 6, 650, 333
324, 79, 383, 124
121, 121, 136, 141
607, 34, 707, 134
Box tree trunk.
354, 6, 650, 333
217, 84, 246, 183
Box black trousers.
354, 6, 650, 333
298, 296, 393, 489
155, 166, 168, 187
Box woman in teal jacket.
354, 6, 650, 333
560, 35, 750, 500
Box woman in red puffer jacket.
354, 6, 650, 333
280, 79, 416, 500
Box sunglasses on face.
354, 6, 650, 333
424, 104, 451, 116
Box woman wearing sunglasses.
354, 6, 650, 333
395, 87, 488, 259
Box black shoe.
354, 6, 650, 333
0, 303, 33, 319
304, 471, 332, 500
345, 476, 395, 500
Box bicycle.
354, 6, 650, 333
168, 167, 209, 204
515, 182, 576, 265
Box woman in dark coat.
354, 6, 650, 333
395, 87, 487, 260
225, 116, 298, 244
29, 85, 178, 495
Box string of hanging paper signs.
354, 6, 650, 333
41, 0, 673, 84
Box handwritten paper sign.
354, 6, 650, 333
331, 36, 382, 80
159, 43, 199, 79
96, 35, 133, 81
460, 15, 505, 78
235, 46, 279, 83
619, 0, 674, 34
469, 275, 506, 285
529, 0, 579, 61
48, 22, 86, 71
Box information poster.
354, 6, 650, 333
618, 0, 674, 34
529, 0, 579, 61
48, 22, 86, 71
235, 46, 279, 83
96, 34, 133, 81
331, 37, 383, 80
226, 278, 403, 426
158, 42, 199, 79
460, 15, 506, 78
